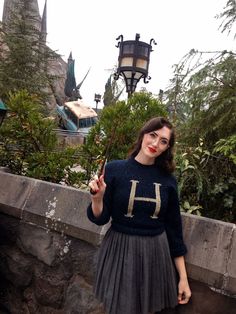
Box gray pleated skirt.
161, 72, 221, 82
94, 228, 178, 314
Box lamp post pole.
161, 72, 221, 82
94, 93, 101, 113
114, 33, 156, 98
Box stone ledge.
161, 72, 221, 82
227, 224, 236, 295
0, 171, 235, 296
0, 171, 109, 246
182, 213, 236, 296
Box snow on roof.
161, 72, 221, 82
64, 100, 97, 119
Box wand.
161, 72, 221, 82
90, 128, 116, 195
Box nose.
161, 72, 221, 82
152, 137, 160, 146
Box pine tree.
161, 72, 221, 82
217, 0, 236, 38
103, 73, 124, 106
0, 0, 60, 107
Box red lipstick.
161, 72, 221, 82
148, 147, 157, 153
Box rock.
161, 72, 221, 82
0, 246, 33, 287
64, 275, 104, 314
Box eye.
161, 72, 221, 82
160, 139, 169, 145
149, 132, 156, 138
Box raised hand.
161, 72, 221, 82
89, 174, 106, 198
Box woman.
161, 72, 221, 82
87, 117, 191, 314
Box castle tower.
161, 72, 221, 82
40, 0, 47, 45
2, 0, 41, 32
1, 0, 70, 109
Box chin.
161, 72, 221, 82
146, 149, 158, 158
145, 154, 156, 163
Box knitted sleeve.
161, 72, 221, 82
165, 179, 187, 257
87, 163, 113, 226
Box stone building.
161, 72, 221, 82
0, 0, 73, 110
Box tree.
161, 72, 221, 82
163, 49, 236, 222
163, 68, 191, 124
103, 73, 124, 106
217, 0, 236, 38
78, 91, 167, 178
0, 0, 60, 108
172, 50, 236, 145
160, 1, 236, 222
0, 90, 80, 184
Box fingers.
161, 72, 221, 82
178, 279, 191, 304
178, 290, 191, 304
89, 174, 106, 196
89, 175, 99, 194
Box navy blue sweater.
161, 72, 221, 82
87, 158, 187, 257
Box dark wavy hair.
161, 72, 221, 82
128, 117, 176, 173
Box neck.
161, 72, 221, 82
135, 153, 155, 165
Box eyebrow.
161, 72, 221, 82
152, 131, 169, 141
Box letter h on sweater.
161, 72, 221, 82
125, 180, 161, 219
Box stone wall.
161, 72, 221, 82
182, 212, 236, 296
0, 170, 235, 314
0, 213, 103, 314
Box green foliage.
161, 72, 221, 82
180, 201, 202, 216
164, 71, 191, 123
174, 140, 236, 222
175, 141, 208, 213
163, 46, 236, 223
79, 92, 167, 177
214, 134, 236, 164
25, 149, 77, 183
0, 1, 74, 183
185, 52, 236, 143
103, 73, 124, 106
165, 49, 236, 136
0, 90, 80, 183
217, 0, 236, 38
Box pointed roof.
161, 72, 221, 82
40, 0, 47, 43
64, 52, 77, 98
68, 52, 73, 62
64, 52, 91, 100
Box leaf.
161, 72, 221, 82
183, 201, 190, 209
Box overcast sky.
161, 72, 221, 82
0, 0, 235, 108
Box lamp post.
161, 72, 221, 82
94, 93, 101, 113
114, 33, 157, 98
0, 99, 7, 126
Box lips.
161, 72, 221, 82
148, 147, 157, 153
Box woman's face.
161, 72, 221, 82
137, 126, 171, 164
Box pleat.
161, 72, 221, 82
94, 228, 178, 314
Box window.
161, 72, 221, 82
65, 106, 78, 126
79, 117, 98, 129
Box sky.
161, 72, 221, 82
0, 0, 235, 109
